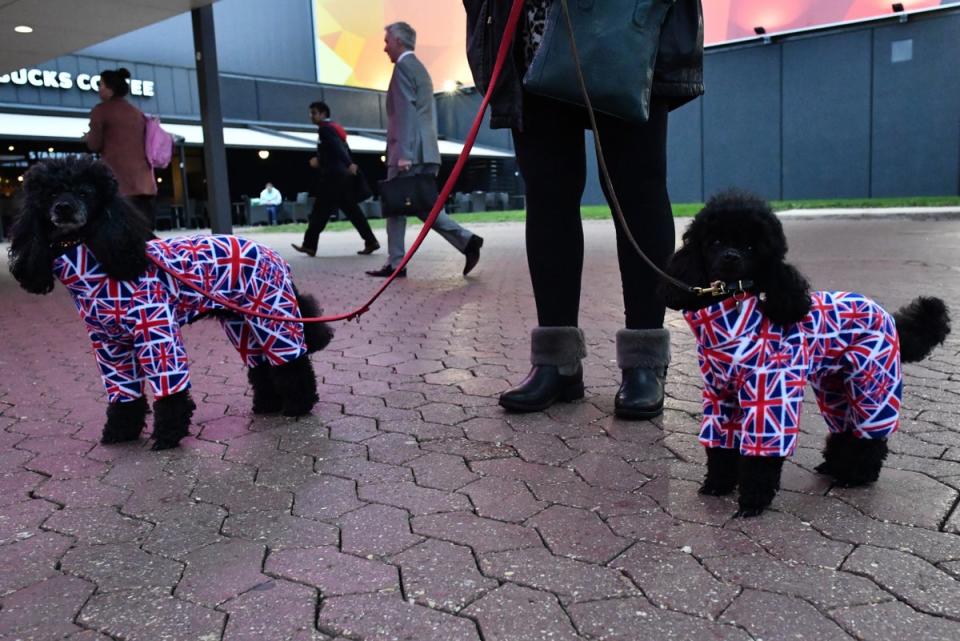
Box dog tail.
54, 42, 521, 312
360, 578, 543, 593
295, 289, 334, 353
894, 296, 950, 362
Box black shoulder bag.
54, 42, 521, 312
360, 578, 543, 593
523, 0, 675, 123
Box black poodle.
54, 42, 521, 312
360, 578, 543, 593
8, 157, 333, 450
660, 189, 950, 516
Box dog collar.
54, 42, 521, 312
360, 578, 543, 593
693, 279, 755, 298
51, 238, 83, 251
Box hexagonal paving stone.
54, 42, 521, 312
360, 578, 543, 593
459, 477, 547, 523
223, 510, 338, 550
340, 503, 423, 557
568, 596, 753, 641
266, 546, 398, 596
480, 547, 637, 603
43, 507, 152, 545
33, 477, 131, 509
358, 480, 472, 515
610, 541, 739, 618
317, 593, 480, 641
221, 579, 322, 641
0, 531, 73, 595
391, 539, 497, 612
832, 599, 960, 641
78, 587, 225, 641
721, 588, 856, 641
61, 543, 182, 591
0, 573, 95, 640
528, 504, 630, 563
462, 583, 581, 641
293, 475, 365, 522
412, 512, 541, 553
842, 545, 960, 620
829, 468, 958, 529
141, 502, 227, 560
176, 539, 268, 607
0, 498, 59, 544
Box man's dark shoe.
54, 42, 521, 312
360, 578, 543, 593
463, 235, 483, 275
366, 265, 406, 278
291, 243, 316, 257
499, 365, 584, 412
614, 367, 666, 419
357, 241, 381, 255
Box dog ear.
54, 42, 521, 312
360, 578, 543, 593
7, 189, 56, 294
658, 243, 711, 311
758, 261, 812, 325
85, 196, 153, 282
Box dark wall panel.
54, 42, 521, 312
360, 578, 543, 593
782, 31, 872, 199
220, 76, 259, 122
77, 0, 317, 82
667, 98, 703, 203
871, 14, 960, 196
321, 86, 384, 130
256, 81, 324, 124
702, 45, 782, 200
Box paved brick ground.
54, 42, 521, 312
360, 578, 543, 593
1, 216, 958, 641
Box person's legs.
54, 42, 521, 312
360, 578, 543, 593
500, 94, 589, 412
265, 205, 278, 225
339, 195, 378, 247
385, 215, 407, 269
295, 190, 334, 254
596, 99, 674, 330
512, 95, 588, 328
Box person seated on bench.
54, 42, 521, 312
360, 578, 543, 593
259, 182, 282, 225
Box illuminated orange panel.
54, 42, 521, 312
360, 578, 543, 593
315, 1, 953, 90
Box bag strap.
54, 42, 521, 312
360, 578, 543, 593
558, 0, 696, 295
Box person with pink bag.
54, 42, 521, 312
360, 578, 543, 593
84, 67, 159, 229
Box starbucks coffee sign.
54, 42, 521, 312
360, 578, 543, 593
0, 68, 155, 97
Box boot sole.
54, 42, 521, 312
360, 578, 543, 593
614, 402, 664, 420
499, 382, 585, 413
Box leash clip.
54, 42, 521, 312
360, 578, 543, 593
693, 281, 728, 297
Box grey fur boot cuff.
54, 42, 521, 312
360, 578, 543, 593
530, 327, 587, 367
616, 328, 671, 370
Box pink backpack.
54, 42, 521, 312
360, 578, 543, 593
143, 114, 174, 169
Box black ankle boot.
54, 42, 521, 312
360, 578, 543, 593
614, 328, 670, 420
499, 365, 584, 412
615, 367, 666, 419
499, 327, 587, 413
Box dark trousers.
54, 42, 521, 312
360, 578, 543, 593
128, 195, 157, 230
301, 180, 377, 250
511, 94, 674, 330
265, 205, 279, 225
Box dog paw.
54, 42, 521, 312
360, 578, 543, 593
814, 461, 834, 475
699, 483, 736, 496
734, 506, 766, 518
100, 432, 140, 444
150, 439, 181, 451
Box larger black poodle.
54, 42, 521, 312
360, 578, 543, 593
8, 157, 333, 449
660, 189, 950, 516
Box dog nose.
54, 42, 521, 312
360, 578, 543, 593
721, 249, 741, 263
52, 201, 74, 216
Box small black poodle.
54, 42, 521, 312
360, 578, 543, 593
8, 157, 333, 450
660, 189, 950, 516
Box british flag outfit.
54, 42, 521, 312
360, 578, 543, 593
684, 291, 902, 457
53, 235, 308, 403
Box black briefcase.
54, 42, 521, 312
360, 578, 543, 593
378, 173, 439, 218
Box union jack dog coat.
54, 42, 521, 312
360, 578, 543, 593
685, 291, 901, 458
9, 155, 330, 450
54, 235, 309, 402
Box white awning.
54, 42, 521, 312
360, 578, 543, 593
0, 112, 513, 158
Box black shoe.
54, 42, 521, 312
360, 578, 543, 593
463, 235, 483, 275
365, 265, 406, 278
357, 241, 381, 255
614, 367, 665, 419
291, 243, 316, 257
499, 365, 584, 412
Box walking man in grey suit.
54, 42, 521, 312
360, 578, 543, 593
366, 21, 483, 278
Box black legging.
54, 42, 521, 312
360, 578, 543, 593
301, 177, 377, 251
512, 93, 674, 330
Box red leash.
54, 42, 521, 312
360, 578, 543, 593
147, 0, 526, 324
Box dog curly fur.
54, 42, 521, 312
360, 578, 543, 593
8, 157, 333, 450
660, 189, 950, 516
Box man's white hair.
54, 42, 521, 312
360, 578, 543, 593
385, 21, 416, 50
